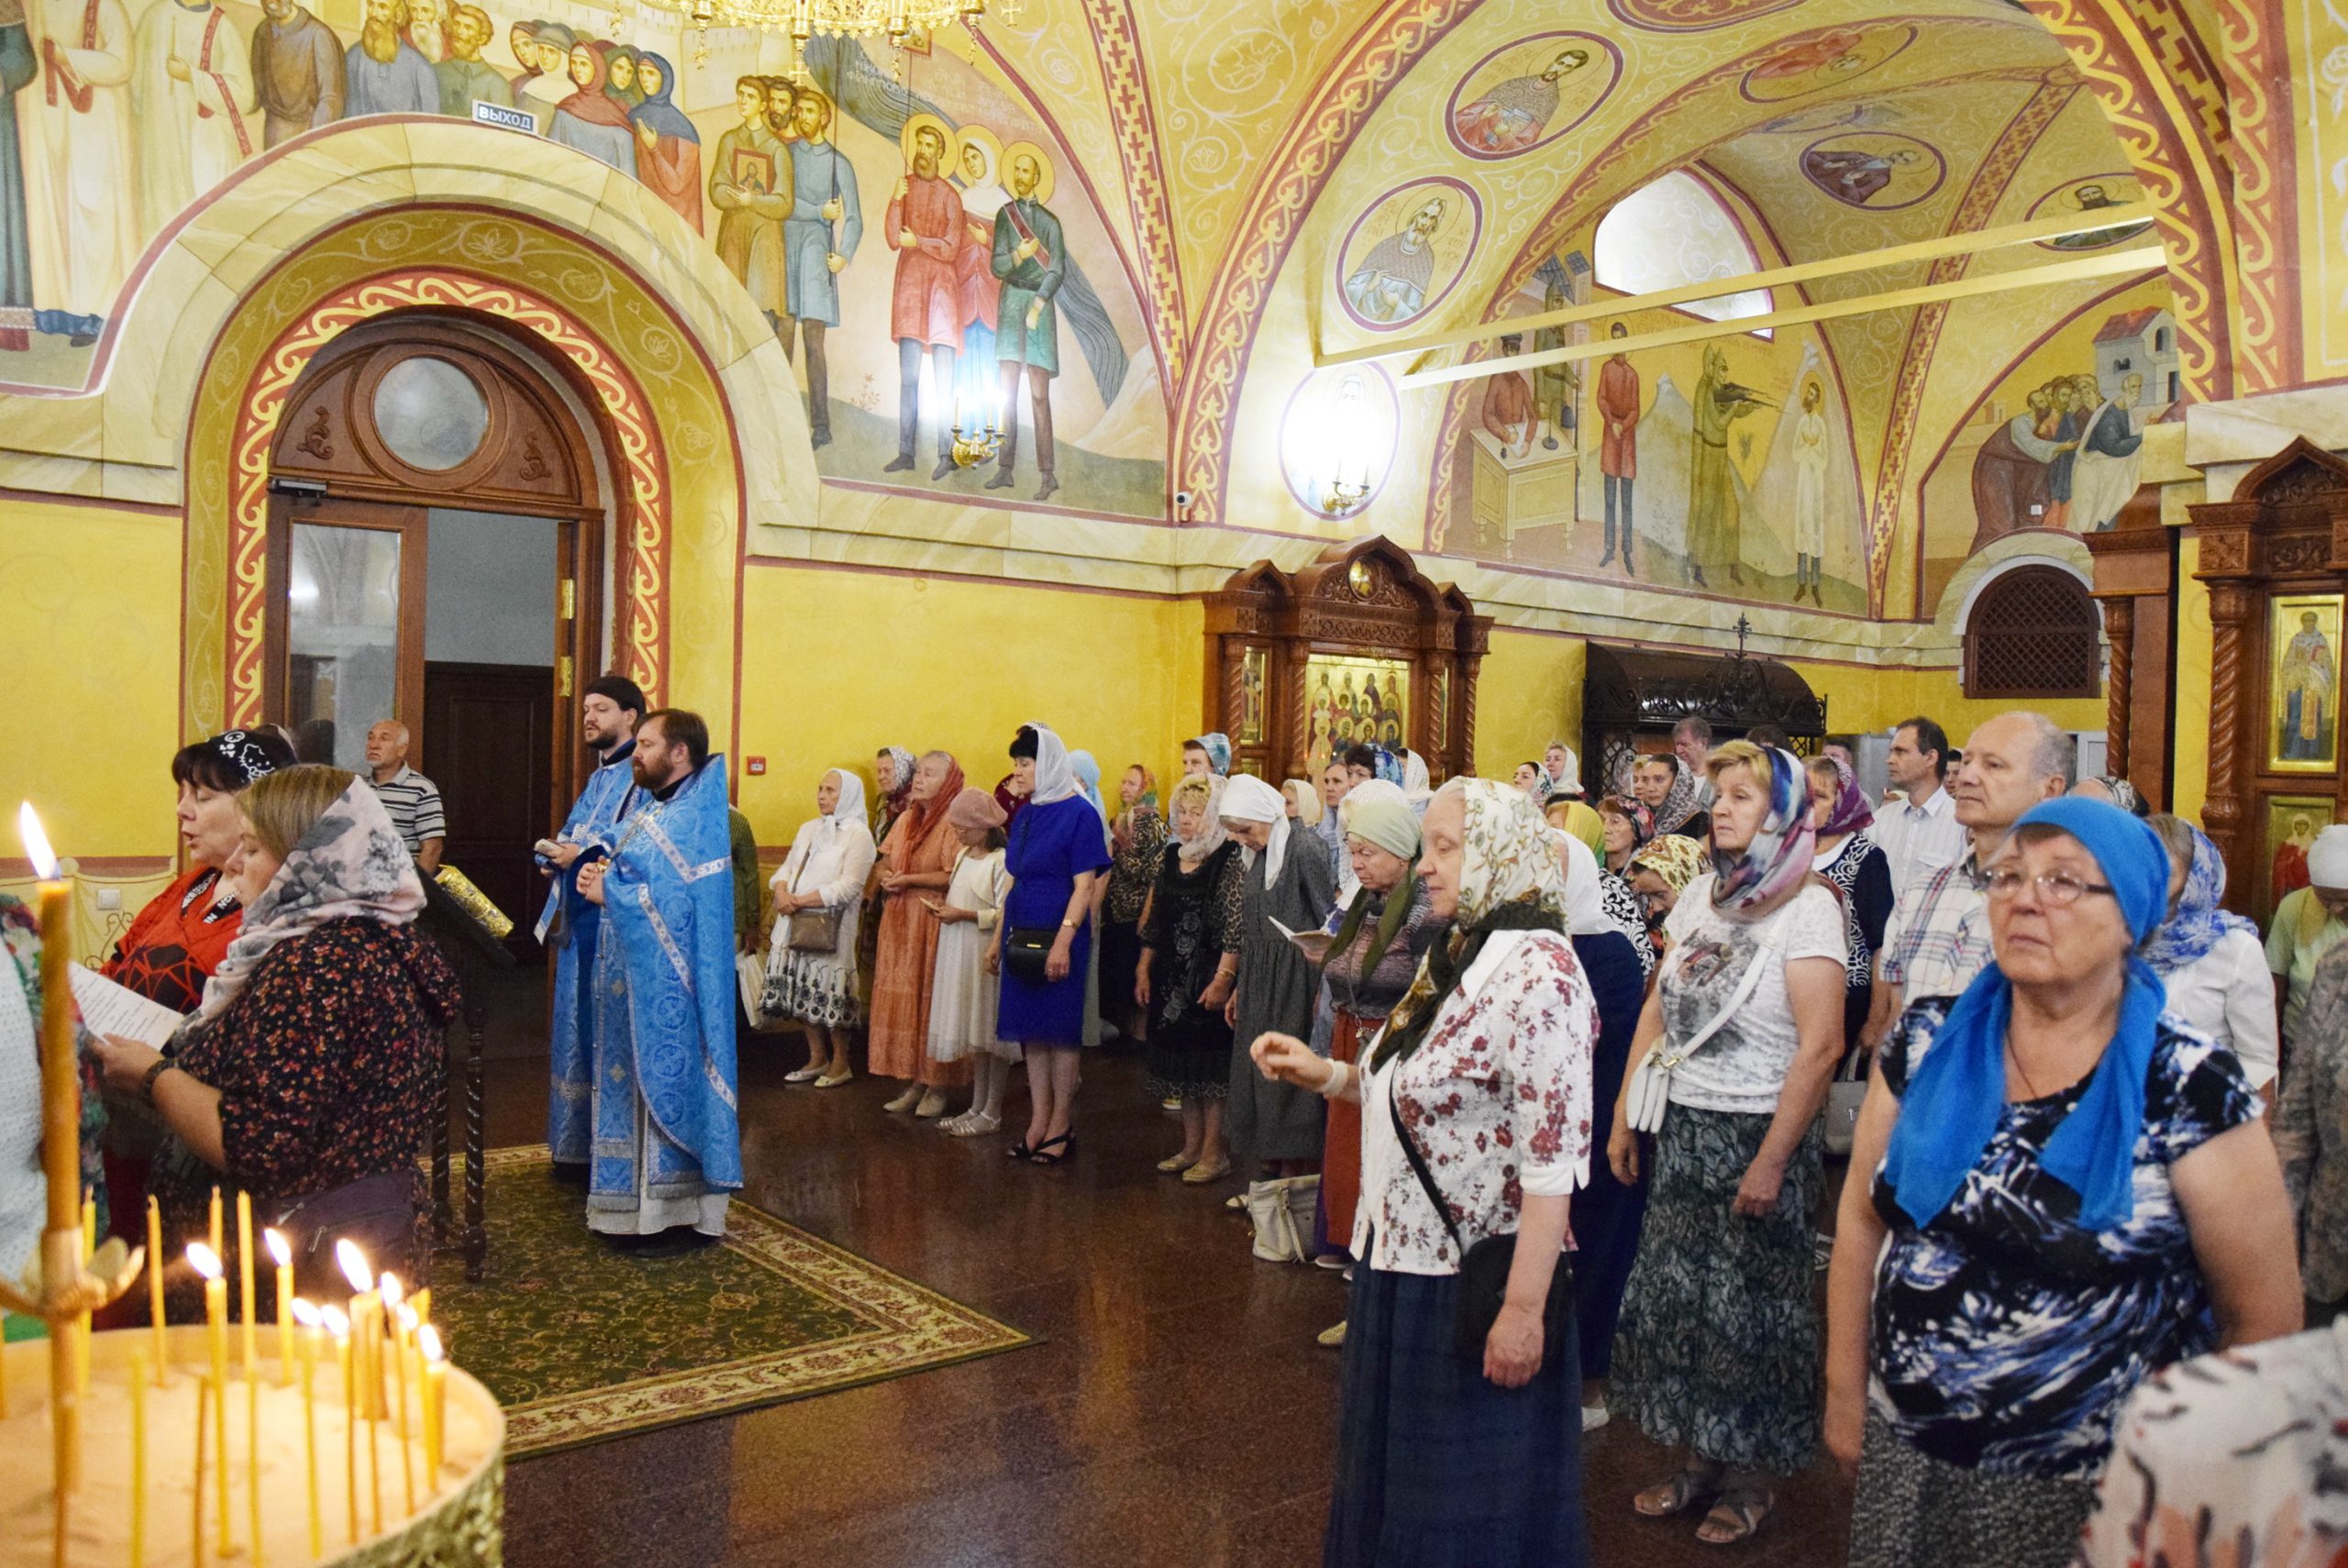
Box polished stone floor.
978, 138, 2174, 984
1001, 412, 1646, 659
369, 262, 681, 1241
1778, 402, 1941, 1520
472, 1012, 1853, 1567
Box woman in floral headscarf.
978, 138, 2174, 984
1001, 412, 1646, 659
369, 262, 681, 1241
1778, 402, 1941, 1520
1807, 754, 1895, 1054
1636, 755, 1710, 842
1607, 742, 1848, 1547
1624, 833, 1705, 962
859, 745, 920, 981
2144, 814, 2276, 1088
1254, 778, 1597, 1566
1100, 764, 1165, 1042
1139, 773, 1245, 1181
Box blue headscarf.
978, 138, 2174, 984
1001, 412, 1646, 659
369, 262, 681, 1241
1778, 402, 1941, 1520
1877, 797, 2171, 1233
1068, 748, 1113, 855
627, 51, 698, 143
1194, 733, 1232, 777
2141, 822, 2257, 974
1372, 746, 1405, 787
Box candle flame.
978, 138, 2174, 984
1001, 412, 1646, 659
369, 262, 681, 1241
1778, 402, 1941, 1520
415, 1325, 441, 1364
17, 801, 57, 880
264, 1228, 291, 1268
398, 1305, 417, 1332
289, 1297, 320, 1328
335, 1238, 371, 1294
321, 1304, 349, 1338
379, 1272, 403, 1310
187, 1242, 223, 1280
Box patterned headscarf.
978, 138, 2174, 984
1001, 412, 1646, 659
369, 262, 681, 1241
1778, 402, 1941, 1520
2083, 775, 2147, 816
877, 746, 917, 813
184, 775, 425, 1032
1168, 774, 1228, 863
1709, 745, 1817, 916
1193, 733, 1233, 777
211, 729, 292, 787
2142, 820, 2257, 973
1373, 778, 1567, 1069
1811, 756, 1875, 840
1652, 757, 1706, 836
1628, 833, 1706, 895
1602, 794, 1656, 851
1372, 746, 1406, 788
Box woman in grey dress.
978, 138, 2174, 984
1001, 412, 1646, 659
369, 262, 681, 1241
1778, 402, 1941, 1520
1219, 774, 1337, 1172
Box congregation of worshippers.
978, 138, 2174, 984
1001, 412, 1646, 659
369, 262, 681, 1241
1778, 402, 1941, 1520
3, 679, 2337, 1567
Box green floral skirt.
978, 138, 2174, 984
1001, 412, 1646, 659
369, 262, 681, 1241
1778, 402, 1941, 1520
1611, 1105, 1824, 1474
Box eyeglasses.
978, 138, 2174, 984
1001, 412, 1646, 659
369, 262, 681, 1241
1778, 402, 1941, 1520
1983, 868, 2116, 907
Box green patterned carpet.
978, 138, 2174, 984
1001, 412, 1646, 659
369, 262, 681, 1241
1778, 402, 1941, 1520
428, 1147, 1033, 1456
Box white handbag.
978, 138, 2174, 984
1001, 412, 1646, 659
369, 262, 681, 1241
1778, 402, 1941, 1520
1623, 925, 1781, 1134
1823, 1044, 1870, 1157
1246, 1175, 1323, 1264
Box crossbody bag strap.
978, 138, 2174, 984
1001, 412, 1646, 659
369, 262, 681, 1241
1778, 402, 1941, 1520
1650, 920, 1783, 1072
1389, 1068, 1468, 1261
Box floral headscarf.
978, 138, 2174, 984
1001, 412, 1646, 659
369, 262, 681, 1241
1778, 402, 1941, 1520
1193, 733, 1232, 777
2142, 821, 2258, 973
1372, 746, 1406, 788
1627, 833, 1706, 896
1709, 745, 1817, 916
1373, 778, 1567, 1069
877, 746, 917, 813
1113, 764, 1158, 851
1168, 774, 1228, 863
1811, 756, 1875, 840
1602, 795, 1656, 851
1652, 757, 1706, 836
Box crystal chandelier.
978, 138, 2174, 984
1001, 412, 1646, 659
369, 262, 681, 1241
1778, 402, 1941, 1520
670, 0, 1008, 63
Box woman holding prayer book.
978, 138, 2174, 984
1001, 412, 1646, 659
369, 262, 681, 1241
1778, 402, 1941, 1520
86, 766, 459, 1312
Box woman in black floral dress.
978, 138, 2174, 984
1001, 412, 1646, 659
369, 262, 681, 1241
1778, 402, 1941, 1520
90, 767, 459, 1309
1137, 775, 1243, 1182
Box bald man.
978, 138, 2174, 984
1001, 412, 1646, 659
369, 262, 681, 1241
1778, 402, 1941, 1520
365, 718, 447, 872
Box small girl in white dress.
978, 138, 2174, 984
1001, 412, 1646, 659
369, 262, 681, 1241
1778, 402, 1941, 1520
925, 788, 1019, 1135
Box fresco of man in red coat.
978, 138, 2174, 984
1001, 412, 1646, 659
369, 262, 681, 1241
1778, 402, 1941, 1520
885, 115, 965, 480
1596, 318, 1640, 573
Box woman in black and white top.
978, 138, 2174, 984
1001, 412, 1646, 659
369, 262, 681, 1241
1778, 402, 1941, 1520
1807, 755, 1894, 1055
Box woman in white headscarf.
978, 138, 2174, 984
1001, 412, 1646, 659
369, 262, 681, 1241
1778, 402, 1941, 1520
1221, 773, 1338, 1177
1139, 773, 1246, 1182
764, 767, 878, 1087
1254, 778, 1598, 1566
990, 723, 1112, 1165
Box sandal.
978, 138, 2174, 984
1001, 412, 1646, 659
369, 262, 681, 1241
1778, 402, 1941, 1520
1634, 1469, 1721, 1519
1157, 1152, 1200, 1174
1029, 1132, 1076, 1166
1694, 1485, 1774, 1547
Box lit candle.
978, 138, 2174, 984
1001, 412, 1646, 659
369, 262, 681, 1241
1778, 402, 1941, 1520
208, 1187, 221, 1262
19, 803, 82, 1506
290, 1299, 322, 1560
236, 1190, 256, 1379
416, 1325, 446, 1485
410, 1286, 429, 1328
82, 1188, 94, 1256
335, 1241, 381, 1421
322, 1305, 355, 1546
128, 1346, 147, 1568
146, 1197, 166, 1385
245, 1368, 263, 1568
266, 1230, 294, 1386
186, 1242, 231, 1554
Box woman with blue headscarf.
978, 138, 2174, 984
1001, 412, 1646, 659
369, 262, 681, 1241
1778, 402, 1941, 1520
627, 51, 703, 234
1826, 798, 2300, 1568
2144, 813, 2277, 1091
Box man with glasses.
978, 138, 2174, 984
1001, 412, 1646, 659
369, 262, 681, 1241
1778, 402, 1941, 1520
1864, 712, 2074, 1047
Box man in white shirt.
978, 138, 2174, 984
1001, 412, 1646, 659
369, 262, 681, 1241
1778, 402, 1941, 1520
1872, 716, 1964, 900
1673, 716, 1714, 809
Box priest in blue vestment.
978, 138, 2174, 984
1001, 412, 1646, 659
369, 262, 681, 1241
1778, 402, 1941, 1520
575, 707, 741, 1237
539, 674, 645, 1173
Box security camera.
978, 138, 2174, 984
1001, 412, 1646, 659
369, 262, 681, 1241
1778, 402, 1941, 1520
1174, 490, 1195, 509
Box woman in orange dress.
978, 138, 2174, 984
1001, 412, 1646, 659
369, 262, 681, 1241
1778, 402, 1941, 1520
867, 749, 969, 1116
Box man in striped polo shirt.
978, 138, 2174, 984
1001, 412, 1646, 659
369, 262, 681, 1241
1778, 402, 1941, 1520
365, 719, 447, 873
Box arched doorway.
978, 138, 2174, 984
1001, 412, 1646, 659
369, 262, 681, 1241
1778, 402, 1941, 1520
259, 315, 610, 939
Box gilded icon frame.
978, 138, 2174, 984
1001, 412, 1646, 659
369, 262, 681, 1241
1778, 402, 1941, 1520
2268, 592, 2343, 773
1302, 654, 1412, 777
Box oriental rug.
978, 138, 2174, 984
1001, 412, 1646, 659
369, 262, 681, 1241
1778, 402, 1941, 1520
426, 1145, 1034, 1457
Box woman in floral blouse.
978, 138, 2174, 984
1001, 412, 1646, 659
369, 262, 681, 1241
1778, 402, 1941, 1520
1100, 764, 1164, 1043
89, 767, 460, 1309
1255, 778, 1597, 1568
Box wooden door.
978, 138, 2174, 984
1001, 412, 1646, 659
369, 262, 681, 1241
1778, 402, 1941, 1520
264, 498, 430, 770
424, 662, 557, 961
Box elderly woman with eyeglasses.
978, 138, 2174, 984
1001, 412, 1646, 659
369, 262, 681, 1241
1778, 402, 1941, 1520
1826, 798, 2301, 1568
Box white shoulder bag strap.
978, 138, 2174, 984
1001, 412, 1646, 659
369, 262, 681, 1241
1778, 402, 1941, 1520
1623, 920, 1783, 1133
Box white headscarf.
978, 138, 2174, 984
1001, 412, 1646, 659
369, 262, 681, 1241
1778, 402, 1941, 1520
1542, 741, 1582, 800
1219, 773, 1290, 880
1023, 722, 1080, 805
1551, 826, 1608, 937
1401, 750, 1433, 804
2312, 824, 2348, 889
820, 767, 868, 828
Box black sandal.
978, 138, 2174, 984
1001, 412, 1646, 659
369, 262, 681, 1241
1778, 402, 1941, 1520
1005, 1140, 1034, 1160
1029, 1132, 1076, 1166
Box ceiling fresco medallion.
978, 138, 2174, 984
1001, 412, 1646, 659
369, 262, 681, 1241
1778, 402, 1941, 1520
1444, 31, 1623, 160
1335, 175, 1482, 333
1739, 22, 1915, 103
1800, 131, 1947, 210
1604, 0, 1800, 34
2028, 172, 2154, 249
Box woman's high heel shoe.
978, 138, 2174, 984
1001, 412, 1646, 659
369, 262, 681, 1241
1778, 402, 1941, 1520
1029, 1132, 1076, 1166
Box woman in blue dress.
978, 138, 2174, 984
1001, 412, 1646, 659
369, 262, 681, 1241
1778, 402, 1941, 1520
991, 723, 1111, 1165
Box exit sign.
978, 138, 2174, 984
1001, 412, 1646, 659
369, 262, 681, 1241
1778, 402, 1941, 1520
471, 101, 537, 134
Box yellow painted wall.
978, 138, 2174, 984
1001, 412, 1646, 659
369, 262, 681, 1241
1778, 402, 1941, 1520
1791, 661, 2105, 745
1476, 630, 1585, 782
0, 502, 183, 860
2171, 534, 2211, 823
734, 565, 1204, 847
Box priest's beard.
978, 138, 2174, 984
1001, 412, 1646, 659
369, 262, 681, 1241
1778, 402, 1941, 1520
360, 18, 399, 61
410, 19, 445, 57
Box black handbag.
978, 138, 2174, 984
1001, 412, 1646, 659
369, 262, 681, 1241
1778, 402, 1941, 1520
1390, 1074, 1572, 1361
1002, 926, 1056, 983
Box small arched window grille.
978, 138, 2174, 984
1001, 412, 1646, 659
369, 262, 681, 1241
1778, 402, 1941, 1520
1964, 566, 2100, 700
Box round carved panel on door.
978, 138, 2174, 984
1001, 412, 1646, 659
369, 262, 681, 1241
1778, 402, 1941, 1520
269, 322, 596, 515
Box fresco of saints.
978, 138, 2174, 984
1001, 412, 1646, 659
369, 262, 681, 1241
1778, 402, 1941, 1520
1373, 678, 1402, 745
1534, 281, 1575, 450
988, 141, 1065, 502
951, 126, 1006, 431
341, 0, 437, 117
0, 6, 31, 350
20, 0, 138, 347
783, 86, 861, 448
625, 51, 700, 234
2068, 370, 2146, 533
1451, 46, 1589, 155
708, 76, 790, 335
435, 6, 506, 118
1478, 331, 1535, 459
515, 20, 570, 131
2281, 612, 2336, 763
1790, 379, 1828, 604
1802, 144, 1922, 207
884, 115, 966, 480
1333, 674, 1357, 745
401, 0, 445, 64
1596, 320, 1639, 571
1343, 195, 1446, 325
251, 0, 343, 147
1687, 343, 1764, 588
546, 40, 632, 171
131, 0, 256, 236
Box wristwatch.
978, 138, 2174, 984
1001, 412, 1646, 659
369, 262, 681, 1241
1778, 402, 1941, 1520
138, 1058, 174, 1106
